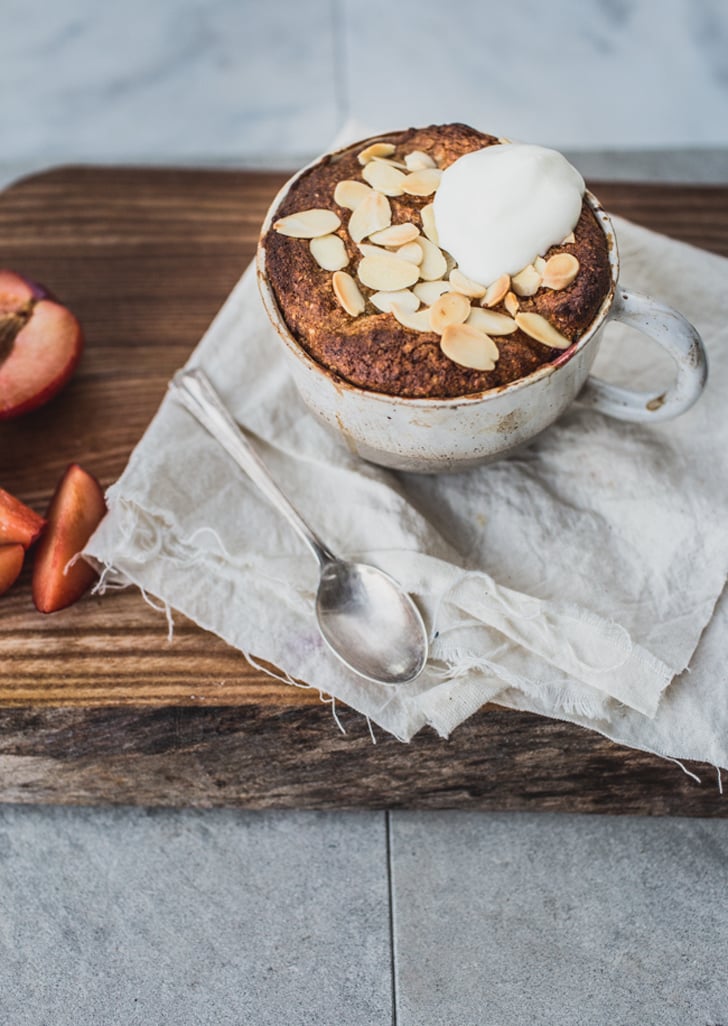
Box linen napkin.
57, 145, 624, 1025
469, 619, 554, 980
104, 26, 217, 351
86, 216, 728, 768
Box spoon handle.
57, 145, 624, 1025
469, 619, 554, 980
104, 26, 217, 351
170, 367, 336, 568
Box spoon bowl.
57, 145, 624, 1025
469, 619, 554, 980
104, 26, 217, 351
316, 560, 428, 685
170, 368, 429, 687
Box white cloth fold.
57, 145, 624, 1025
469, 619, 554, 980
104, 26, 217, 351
86, 216, 728, 766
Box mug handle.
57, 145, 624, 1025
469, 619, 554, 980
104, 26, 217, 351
578, 288, 708, 422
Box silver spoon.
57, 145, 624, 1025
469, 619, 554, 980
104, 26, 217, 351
170, 367, 428, 685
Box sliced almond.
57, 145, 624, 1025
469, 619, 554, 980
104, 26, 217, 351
534, 256, 547, 275
418, 237, 448, 281
334, 179, 372, 210
370, 289, 420, 314
420, 203, 439, 245
404, 150, 437, 171
467, 307, 517, 335
401, 169, 443, 197
369, 223, 420, 246
391, 304, 433, 332
348, 191, 391, 243
429, 292, 471, 334
414, 280, 451, 305
542, 253, 580, 291
561, 230, 576, 245
395, 241, 424, 265
440, 323, 499, 371
371, 155, 408, 171
511, 264, 542, 297
449, 268, 487, 299
274, 208, 341, 238
310, 233, 349, 271
357, 251, 420, 291
358, 242, 388, 259
515, 312, 571, 350
357, 142, 396, 165
482, 273, 510, 308
362, 160, 407, 197
504, 291, 520, 317
332, 271, 365, 317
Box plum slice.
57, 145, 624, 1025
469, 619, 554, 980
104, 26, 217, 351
32, 463, 106, 613
0, 486, 45, 547
0, 543, 24, 597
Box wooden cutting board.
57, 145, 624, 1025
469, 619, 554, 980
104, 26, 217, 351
1, 166, 726, 815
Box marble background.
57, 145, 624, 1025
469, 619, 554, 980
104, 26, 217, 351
1, 3, 728, 1023
1, 0, 727, 183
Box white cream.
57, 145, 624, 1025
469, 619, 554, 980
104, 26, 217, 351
433, 143, 585, 286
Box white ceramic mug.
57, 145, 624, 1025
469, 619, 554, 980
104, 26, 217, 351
257, 157, 707, 473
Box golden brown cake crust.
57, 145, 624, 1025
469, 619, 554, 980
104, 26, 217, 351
263, 124, 611, 399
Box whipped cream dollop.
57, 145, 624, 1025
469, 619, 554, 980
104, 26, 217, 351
433, 143, 585, 286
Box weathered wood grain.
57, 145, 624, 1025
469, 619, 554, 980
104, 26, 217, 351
0, 166, 725, 812
0, 703, 722, 816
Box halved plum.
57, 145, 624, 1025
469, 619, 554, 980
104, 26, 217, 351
0, 270, 83, 419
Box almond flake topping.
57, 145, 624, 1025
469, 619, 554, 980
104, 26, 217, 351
359, 240, 416, 263
440, 323, 500, 371
395, 241, 424, 265
418, 237, 448, 281
534, 256, 547, 275
362, 160, 407, 197
332, 271, 365, 317
482, 274, 510, 308
449, 268, 486, 299
370, 156, 408, 170
348, 191, 391, 243
420, 204, 439, 245
391, 304, 433, 332
429, 292, 471, 334
369, 223, 420, 246
401, 169, 443, 197
515, 312, 571, 350
414, 280, 451, 305
310, 234, 349, 271
404, 150, 437, 171
370, 289, 420, 314
334, 180, 373, 210
358, 243, 388, 259
561, 231, 576, 245
467, 307, 518, 335
541, 253, 580, 291
357, 142, 396, 165
504, 291, 520, 316
511, 264, 542, 297
357, 251, 420, 291
274, 208, 341, 238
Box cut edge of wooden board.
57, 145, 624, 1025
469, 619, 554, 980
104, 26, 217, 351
0, 703, 724, 816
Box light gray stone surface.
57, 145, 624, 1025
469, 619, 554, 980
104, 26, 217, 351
0, 0, 342, 168
564, 146, 728, 183
390, 810, 728, 1025
1, 0, 727, 182
0, 806, 391, 1026
342, 0, 728, 149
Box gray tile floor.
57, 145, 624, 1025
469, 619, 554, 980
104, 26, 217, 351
2, 1, 728, 1022
2, 805, 727, 1024
0, 806, 392, 1026
391, 812, 728, 1026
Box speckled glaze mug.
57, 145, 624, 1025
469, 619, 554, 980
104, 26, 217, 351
257, 151, 707, 474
